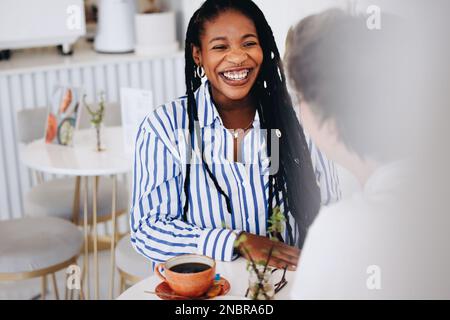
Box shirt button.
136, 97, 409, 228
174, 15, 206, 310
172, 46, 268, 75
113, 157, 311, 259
242, 181, 247, 187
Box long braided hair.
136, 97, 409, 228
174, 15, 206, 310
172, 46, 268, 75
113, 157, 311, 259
183, 0, 321, 247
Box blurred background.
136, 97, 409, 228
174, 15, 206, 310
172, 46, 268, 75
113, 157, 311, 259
0, 0, 408, 232
0, 0, 364, 301
0, 0, 448, 300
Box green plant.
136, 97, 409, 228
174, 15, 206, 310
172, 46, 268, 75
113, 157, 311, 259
267, 206, 286, 241
83, 93, 105, 151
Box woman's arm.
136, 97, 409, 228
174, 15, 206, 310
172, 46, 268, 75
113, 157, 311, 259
130, 116, 238, 264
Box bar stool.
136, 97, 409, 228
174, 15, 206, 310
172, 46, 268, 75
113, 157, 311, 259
115, 234, 153, 295
0, 217, 83, 300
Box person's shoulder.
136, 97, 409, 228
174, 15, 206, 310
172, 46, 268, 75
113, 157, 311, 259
135, 96, 188, 157
308, 193, 368, 239
139, 95, 188, 138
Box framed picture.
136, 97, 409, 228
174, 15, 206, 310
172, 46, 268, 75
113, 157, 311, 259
45, 86, 82, 146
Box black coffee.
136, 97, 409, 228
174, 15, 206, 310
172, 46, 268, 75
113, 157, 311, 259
170, 262, 211, 274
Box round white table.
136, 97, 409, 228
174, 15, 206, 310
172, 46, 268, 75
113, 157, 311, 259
21, 126, 132, 300
117, 258, 295, 300
22, 126, 131, 177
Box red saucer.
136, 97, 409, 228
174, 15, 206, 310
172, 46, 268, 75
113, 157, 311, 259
155, 277, 231, 300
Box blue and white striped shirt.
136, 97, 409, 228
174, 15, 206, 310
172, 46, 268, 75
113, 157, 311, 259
130, 81, 340, 266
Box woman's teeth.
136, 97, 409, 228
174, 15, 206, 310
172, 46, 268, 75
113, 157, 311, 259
222, 70, 250, 81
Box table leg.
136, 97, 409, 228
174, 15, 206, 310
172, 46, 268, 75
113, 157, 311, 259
41, 275, 47, 300
72, 176, 81, 225
51, 273, 60, 300
82, 176, 90, 300
93, 176, 99, 300
109, 175, 117, 299
125, 173, 131, 234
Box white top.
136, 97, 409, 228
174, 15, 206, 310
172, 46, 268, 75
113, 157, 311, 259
290, 161, 450, 299
21, 126, 132, 176
117, 258, 295, 300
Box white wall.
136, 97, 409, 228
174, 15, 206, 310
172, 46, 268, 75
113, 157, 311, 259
253, 0, 352, 55
167, 0, 351, 55
164, 0, 203, 47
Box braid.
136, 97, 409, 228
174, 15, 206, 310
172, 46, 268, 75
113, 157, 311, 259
183, 7, 233, 221
182, 11, 200, 221
245, 1, 320, 247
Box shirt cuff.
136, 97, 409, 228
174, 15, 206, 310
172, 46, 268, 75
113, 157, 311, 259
197, 228, 239, 262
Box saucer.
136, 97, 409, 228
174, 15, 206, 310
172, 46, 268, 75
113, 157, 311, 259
155, 277, 230, 300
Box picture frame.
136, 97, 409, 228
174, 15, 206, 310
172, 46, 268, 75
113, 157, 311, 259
45, 85, 82, 146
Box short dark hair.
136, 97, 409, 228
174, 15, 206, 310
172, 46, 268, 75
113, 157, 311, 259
285, 9, 410, 162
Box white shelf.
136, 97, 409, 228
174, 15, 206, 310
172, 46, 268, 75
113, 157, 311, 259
0, 38, 183, 75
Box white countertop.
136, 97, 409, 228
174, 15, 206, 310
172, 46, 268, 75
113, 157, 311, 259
0, 38, 183, 75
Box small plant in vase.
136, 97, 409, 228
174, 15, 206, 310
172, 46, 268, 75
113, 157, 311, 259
83, 93, 106, 152
234, 206, 288, 300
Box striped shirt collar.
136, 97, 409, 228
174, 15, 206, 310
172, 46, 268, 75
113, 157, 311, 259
195, 80, 260, 129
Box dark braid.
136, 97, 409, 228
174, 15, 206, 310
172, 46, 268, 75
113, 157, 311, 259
183, 6, 233, 221
183, 0, 321, 248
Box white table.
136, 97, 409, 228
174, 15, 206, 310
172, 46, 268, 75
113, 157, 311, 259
117, 258, 295, 300
21, 126, 132, 300
22, 126, 131, 176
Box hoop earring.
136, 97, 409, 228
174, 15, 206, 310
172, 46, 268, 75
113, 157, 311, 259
196, 65, 206, 78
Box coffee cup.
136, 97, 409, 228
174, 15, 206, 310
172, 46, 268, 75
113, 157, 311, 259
155, 254, 216, 298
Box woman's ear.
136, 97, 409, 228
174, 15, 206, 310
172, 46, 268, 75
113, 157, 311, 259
192, 45, 202, 66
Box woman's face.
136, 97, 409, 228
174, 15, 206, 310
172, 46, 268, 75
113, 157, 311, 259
192, 10, 264, 104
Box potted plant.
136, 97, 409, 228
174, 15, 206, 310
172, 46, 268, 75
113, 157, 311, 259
134, 0, 179, 56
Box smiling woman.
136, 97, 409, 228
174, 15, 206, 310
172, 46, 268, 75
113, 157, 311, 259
192, 10, 263, 104
129, 0, 340, 272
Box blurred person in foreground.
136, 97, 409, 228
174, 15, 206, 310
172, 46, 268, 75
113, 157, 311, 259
285, 8, 450, 299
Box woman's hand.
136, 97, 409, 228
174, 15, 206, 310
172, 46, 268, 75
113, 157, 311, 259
235, 232, 300, 271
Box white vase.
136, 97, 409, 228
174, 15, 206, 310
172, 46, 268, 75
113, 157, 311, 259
95, 0, 137, 53
134, 11, 179, 56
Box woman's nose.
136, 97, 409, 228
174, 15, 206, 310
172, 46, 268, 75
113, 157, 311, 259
226, 49, 248, 65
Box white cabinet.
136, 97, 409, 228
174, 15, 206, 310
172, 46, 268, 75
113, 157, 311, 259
0, 0, 86, 54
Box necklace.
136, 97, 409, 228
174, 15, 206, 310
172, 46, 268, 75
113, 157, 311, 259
231, 117, 254, 139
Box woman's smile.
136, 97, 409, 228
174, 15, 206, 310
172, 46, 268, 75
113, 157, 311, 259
219, 67, 254, 86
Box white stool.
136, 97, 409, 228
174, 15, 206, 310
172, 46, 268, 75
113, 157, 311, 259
0, 217, 83, 300
115, 234, 153, 294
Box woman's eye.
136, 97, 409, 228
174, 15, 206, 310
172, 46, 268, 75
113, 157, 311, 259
212, 45, 227, 50
244, 41, 258, 47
